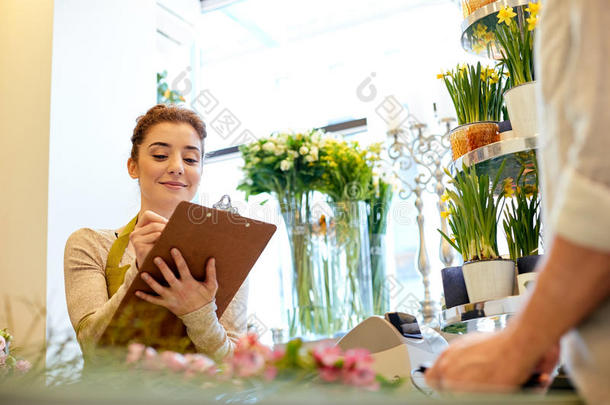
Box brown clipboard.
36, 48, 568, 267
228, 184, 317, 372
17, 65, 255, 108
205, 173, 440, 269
99, 201, 277, 351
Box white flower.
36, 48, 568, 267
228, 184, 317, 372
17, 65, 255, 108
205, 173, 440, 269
299, 146, 309, 155
274, 145, 286, 156
288, 150, 299, 159
250, 144, 261, 153
305, 155, 315, 163
310, 146, 319, 159
280, 159, 293, 171
0, 336, 5, 353
262, 142, 276, 152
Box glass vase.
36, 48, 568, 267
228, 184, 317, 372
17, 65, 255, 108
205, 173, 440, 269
370, 233, 390, 315
280, 194, 342, 340
280, 198, 373, 340
328, 201, 373, 330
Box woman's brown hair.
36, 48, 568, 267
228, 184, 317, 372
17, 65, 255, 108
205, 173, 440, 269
131, 104, 207, 161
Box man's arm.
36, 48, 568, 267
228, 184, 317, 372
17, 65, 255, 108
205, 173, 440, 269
425, 235, 610, 391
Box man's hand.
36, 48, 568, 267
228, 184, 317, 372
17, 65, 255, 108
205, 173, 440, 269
424, 330, 556, 392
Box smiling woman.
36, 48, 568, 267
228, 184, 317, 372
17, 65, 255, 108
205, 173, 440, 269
63, 104, 248, 361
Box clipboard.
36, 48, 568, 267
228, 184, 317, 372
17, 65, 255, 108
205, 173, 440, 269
99, 200, 277, 351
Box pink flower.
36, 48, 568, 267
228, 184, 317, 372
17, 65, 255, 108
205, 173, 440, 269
126, 343, 146, 364
232, 350, 266, 377
15, 359, 31, 374
184, 353, 216, 376
263, 365, 277, 381
319, 366, 342, 382
342, 366, 377, 387
235, 333, 272, 360
343, 348, 373, 371
0, 353, 6, 367
142, 347, 161, 370
271, 348, 285, 361
0, 336, 5, 353
312, 344, 343, 368
160, 351, 187, 372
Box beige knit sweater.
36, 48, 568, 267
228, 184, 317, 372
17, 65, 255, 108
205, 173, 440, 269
64, 227, 248, 361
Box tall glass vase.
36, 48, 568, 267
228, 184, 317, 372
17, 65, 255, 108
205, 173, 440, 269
280, 198, 373, 340
370, 233, 389, 315
329, 201, 373, 330
280, 194, 343, 340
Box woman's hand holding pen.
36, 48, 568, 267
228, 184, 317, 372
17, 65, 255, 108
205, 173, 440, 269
130, 210, 168, 269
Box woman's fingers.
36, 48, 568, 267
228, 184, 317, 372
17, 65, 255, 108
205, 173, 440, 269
153, 257, 179, 287
137, 210, 168, 228
135, 290, 166, 307
131, 231, 162, 244
171, 249, 193, 281
132, 222, 165, 238
140, 272, 168, 296
205, 258, 218, 292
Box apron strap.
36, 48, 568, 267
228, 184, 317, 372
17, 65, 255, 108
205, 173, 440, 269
105, 215, 138, 297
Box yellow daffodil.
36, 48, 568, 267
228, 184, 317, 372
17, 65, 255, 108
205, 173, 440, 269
441, 191, 450, 203
450, 236, 456, 244
525, 1, 541, 16
524, 184, 537, 197
503, 177, 515, 198
473, 41, 486, 54
473, 23, 488, 38
526, 14, 539, 31
489, 71, 500, 84
437, 72, 445, 79
497, 6, 517, 26
483, 31, 495, 44
163, 89, 170, 98
441, 210, 450, 219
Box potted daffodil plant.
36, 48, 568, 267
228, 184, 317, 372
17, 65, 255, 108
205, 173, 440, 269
495, 2, 542, 138
502, 151, 542, 276
440, 161, 515, 303
439, 62, 509, 160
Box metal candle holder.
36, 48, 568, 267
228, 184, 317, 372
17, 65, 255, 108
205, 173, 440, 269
387, 114, 455, 326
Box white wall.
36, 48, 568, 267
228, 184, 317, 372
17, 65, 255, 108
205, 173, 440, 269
0, 0, 54, 355
47, 0, 156, 361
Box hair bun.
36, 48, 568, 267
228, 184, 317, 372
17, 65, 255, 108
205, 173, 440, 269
130, 104, 206, 161
147, 104, 167, 114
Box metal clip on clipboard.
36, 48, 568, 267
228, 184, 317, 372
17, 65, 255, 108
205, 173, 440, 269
212, 194, 239, 214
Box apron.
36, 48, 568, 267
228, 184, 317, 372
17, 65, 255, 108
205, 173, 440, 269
104, 215, 138, 297
100, 215, 195, 353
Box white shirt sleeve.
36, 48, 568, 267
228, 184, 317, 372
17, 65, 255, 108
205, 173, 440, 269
537, 0, 610, 252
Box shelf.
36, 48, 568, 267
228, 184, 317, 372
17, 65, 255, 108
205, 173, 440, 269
449, 136, 538, 187
453, 135, 537, 169
441, 295, 524, 334
460, 0, 530, 59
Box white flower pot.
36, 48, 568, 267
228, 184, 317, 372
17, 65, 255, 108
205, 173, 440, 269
504, 81, 538, 138
462, 259, 516, 303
